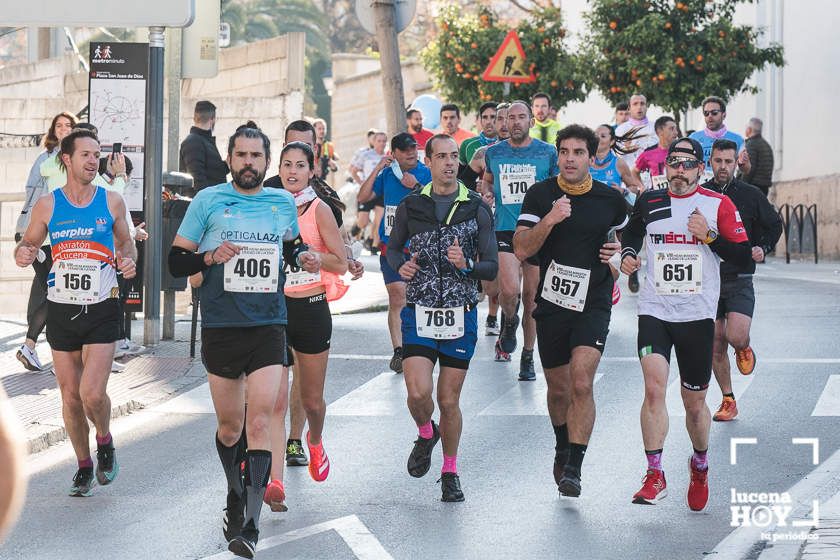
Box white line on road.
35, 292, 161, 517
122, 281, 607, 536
200, 514, 393, 560
327, 372, 409, 416
812, 375, 840, 416
665, 367, 754, 417
330, 354, 840, 364
478, 373, 603, 416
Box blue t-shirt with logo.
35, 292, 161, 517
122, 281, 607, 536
485, 139, 559, 231
372, 161, 431, 244
689, 129, 744, 165
177, 182, 300, 328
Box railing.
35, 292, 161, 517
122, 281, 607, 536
777, 203, 818, 264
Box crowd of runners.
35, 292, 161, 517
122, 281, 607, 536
13, 90, 782, 558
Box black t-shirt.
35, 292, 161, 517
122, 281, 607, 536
518, 177, 628, 317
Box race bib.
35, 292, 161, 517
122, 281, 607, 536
224, 242, 280, 292
284, 262, 322, 289
499, 167, 536, 205
651, 174, 669, 189
54, 259, 101, 303
384, 205, 397, 236
415, 305, 465, 340
654, 249, 703, 294
541, 262, 590, 312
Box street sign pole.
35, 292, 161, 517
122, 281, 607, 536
372, 0, 406, 138
143, 26, 165, 346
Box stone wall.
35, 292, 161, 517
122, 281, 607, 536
771, 174, 840, 260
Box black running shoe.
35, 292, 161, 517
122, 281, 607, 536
69, 467, 95, 497
518, 349, 536, 381
389, 347, 403, 374
499, 313, 520, 354
558, 465, 582, 498
223, 489, 245, 542
553, 448, 569, 486
628, 271, 640, 293
407, 421, 440, 478
228, 532, 257, 559
439, 472, 465, 502
285, 439, 309, 467
95, 442, 119, 485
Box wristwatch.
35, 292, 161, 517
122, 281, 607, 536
703, 230, 719, 244
460, 257, 474, 275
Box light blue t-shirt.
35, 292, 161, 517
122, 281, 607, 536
372, 161, 431, 244
689, 129, 744, 165
177, 182, 300, 328
485, 139, 559, 231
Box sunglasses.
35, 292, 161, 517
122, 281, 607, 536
703, 110, 722, 117
666, 156, 702, 170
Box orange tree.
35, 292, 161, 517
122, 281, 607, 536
583, 0, 784, 123
419, 5, 587, 114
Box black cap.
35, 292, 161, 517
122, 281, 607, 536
391, 132, 418, 152
667, 137, 704, 161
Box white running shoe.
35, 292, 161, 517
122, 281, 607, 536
114, 338, 146, 359
16, 344, 44, 371
111, 361, 126, 373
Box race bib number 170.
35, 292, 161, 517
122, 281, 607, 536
499, 166, 536, 205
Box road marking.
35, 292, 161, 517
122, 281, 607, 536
155, 381, 215, 414
200, 514, 392, 560
812, 375, 840, 416
331, 354, 840, 364
665, 366, 754, 417
478, 373, 603, 416
327, 372, 409, 416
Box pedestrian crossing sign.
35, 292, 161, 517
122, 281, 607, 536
482, 30, 536, 84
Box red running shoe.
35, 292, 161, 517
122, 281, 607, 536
612, 281, 621, 305
687, 458, 709, 511
307, 432, 330, 482
632, 469, 668, 505
263, 479, 288, 512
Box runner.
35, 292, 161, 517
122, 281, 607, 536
406, 108, 434, 159
439, 103, 476, 147
613, 101, 629, 128
529, 92, 561, 144
349, 130, 386, 251
386, 134, 497, 502
590, 124, 643, 199
357, 132, 432, 374
614, 94, 658, 168
514, 124, 627, 497
689, 96, 751, 180
459, 102, 498, 166
632, 116, 679, 191
15, 128, 137, 498
168, 126, 320, 558
703, 139, 782, 421
264, 141, 348, 512
619, 137, 752, 511
482, 100, 559, 379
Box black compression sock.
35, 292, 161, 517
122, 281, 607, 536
568, 442, 588, 471
216, 434, 245, 498
243, 449, 272, 535
553, 424, 569, 452
723, 392, 735, 399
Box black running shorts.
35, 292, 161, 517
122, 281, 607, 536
286, 293, 332, 355
716, 276, 755, 319
201, 324, 288, 379
637, 315, 714, 391
536, 308, 611, 368
496, 230, 539, 266
46, 298, 121, 352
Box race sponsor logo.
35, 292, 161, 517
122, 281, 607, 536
649, 232, 704, 245
51, 227, 94, 241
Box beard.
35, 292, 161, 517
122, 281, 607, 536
668, 175, 695, 195
232, 166, 265, 190
410, 123, 421, 133
509, 127, 528, 143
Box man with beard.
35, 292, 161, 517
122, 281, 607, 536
529, 92, 561, 144
620, 138, 752, 512
615, 94, 658, 168
439, 103, 475, 147
407, 108, 434, 157
459, 102, 498, 166
690, 96, 751, 182
169, 126, 320, 558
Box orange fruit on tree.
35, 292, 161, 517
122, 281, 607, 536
658, 73, 665, 80
471, 42, 478, 49
665, 22, 672, 29
696, 54, 703, 62
609, 21, 617, 30
551, 80, 559, 87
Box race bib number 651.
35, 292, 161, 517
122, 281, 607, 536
224, 242, 280, 292
654, 249, 702, 294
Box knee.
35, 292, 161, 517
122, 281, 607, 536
437, 393, 461, 416
728, 333, 749, 350
301, 394, 324, 416
643, 384, 666, 405
217, 420, 243, 446
79, 387, 107, 411
683, 397, 707, 420
547, 384, 569, 407
571, 378, 593, 401
388, 291, 405, 308
406, 387, 430, 408
246, 413, 271, 440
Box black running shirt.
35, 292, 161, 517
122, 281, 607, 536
517, 178, 628, 317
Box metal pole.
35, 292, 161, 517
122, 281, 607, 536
162, 30, 182, 341
143, 26, 165, 346
372, 0, 406, 138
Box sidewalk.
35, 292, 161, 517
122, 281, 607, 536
1, 255, 387, 454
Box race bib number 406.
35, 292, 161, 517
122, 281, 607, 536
415, 305, 464, 340
654, 249, 702, 294
541, 262, 590, 312
499, 165, 536, 205
54, 259, 101, 303
224, 242, 280, 292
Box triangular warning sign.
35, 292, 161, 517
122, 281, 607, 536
482, 30, 536, 84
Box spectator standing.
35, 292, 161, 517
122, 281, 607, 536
179, 100, 229, 192
741, 118, 774, 196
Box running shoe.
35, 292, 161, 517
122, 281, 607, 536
285, 439, 309, 467
628, 270, 640, 293
735, 347, 756, 375
407, 421, 440, 478
114, 338, 146, 359
223, 489, 245, 541
485, 315, 500, 336
612, 282, 621, 305
228, 522, 258, 559
439, 472, 465, 502
307, 432, 330, 482
632, 469, 668, 505
16, 344, 43, 371
498, 313, 520, 354
389, 347, 404, 374
553, 448, 569, 486
263, 479, 288, 512
557, 465, 582, 498
111, 361, 126, 373
518, 350, 536, 381
687, 458, 709, 512
712, 396, 738, 422
69, 467, 95, 497
95, 442, 119, 485
494, 340, 511, 362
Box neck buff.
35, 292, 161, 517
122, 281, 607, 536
292, 185, 318, 207
628, 116, 649, 126
704, 124, 728, 139
478, 132, 498, 146
557, 173, 593, 196
594, 151, 614, 167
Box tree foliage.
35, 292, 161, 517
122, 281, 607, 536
583, 0, 784, 121
420, 6, 587, 114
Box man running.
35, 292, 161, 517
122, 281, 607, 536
358, 132, 432, 373
482, 100, 559, 379
407, 108, 434, 158
632, 116, 679, 190
614, 94, 658, 168
689, 96, 751, 180
620, 137, 752, 511
387, 134, 497, 502
459, 102, 498, 166
439, 103, 476, 147
514, 125, 627, 497
15, 128, 136, 497
169, 126, 319, 558
529, 92, 561, 144
703, 139, 782, 421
